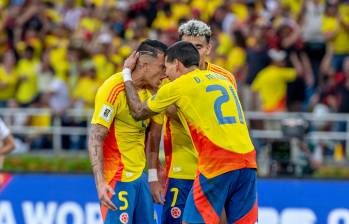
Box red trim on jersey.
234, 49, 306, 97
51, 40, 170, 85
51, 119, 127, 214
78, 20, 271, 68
107, 83, 124, 104
235, 200, 258, 224
193, 172, 220, 224
208, 64, 237, 91
163, 118, 173, 194
187, 123, 257, 178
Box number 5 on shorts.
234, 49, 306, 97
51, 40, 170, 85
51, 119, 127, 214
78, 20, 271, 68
170, 187, 179, 207
118, 191, 128, 210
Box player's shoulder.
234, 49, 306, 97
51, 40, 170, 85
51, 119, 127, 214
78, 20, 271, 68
207, 62, 232, 77
96, 72, 125, 103
98, 72, 124, 91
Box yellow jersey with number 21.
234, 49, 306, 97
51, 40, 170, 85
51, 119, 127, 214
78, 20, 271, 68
147, 69, 256, 179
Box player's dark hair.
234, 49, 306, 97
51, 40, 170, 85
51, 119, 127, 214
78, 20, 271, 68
136, 39, 167, 57
166, 41, 200, 68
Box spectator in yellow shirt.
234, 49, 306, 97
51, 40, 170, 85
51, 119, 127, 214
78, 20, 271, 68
252, 49, 298, 112
16, 46, 39, 106
72, 61, 99, 109
321, 1, 349, 71
0, 51, 17, 107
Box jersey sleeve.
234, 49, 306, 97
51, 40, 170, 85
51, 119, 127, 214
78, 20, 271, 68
91, 80, 122, 129
151, 112, 165, 125
147, 82, 180, 113
282, 67, 297, 81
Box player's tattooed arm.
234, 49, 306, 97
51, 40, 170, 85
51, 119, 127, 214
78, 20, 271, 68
88, 124, 107, 186
124, 81, 157, 120
88, 124, 116, 210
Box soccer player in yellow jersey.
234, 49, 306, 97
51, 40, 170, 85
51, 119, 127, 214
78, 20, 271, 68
88, 39, 167, 224
146, 20, 237, 224
122, 42, 258, 224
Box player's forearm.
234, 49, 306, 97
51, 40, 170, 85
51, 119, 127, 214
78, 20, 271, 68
88, 124, 108, 187
124, 81, 157, 120
0, 135, 15, 155
146, 121, 163, 169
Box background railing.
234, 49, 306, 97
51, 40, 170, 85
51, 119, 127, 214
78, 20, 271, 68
0, 108, 348, 158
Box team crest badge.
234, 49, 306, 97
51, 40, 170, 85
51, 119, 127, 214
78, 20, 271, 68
171, 207, 181, 219
119, 212, 129, 224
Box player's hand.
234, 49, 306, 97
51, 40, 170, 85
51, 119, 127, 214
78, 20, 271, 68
124, 51, 139, 71
150, 181, 165, 205
97, 182, 117, 210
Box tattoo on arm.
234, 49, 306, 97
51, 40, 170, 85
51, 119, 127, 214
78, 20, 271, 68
124, 81, 157, 120
88, 124, 108, 187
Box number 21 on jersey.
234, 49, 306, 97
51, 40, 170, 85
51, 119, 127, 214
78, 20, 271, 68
206, 84, 244, 125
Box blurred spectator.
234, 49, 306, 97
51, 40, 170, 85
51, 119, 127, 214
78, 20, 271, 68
300, 0, 326, 85
38, 51, 70, 115
0, 51, 17, 107
60, 0, 82, 31
251, 49, 300, 112
27, 94, 51, 150
71, 60, 98, 109
336, 57, 349, 115
0, 117, 15, 172
15, 45, 39, 106
321, 1, 349, 72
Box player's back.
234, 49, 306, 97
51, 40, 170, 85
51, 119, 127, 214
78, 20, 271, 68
173, 69, 256, 178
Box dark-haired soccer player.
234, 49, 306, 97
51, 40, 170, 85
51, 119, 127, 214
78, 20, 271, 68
88, 39, 167, 224
122, 41, 257, 224
146, 20, 238, 224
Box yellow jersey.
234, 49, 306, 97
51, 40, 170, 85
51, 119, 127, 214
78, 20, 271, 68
252, 65, 296, 112
159, 63, 238, 180
321, 14, 349, 54
16, 58, 39, 104
147, 69, 256, 179
0, 66, 17, 100
91, 73, 152, 183
73, 76, 99, 108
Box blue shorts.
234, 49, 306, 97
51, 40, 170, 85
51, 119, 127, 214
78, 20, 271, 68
161, 178, 194, 224
183, 168, 258, 224
102, 173, 155, 224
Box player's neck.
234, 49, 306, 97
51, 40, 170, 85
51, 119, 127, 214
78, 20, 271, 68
182, 66, 198, 74
200, 61, 208, 70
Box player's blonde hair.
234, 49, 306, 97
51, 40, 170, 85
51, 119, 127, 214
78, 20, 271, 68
178, 20, 212, 43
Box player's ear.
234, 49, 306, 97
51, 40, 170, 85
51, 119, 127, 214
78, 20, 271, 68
206, 42, 212, 56
175, 59, 180, 72
138, 59, 148, 71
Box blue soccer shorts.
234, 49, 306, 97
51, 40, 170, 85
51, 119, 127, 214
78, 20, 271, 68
102, 173, 156, 224
161, 178, 194, 224
183, 168, 258, 224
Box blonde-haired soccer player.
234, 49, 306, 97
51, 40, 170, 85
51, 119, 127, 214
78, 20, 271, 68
146, 20, 238, 224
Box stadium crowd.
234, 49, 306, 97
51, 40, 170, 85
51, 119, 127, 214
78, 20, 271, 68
0, 0, 348, 173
